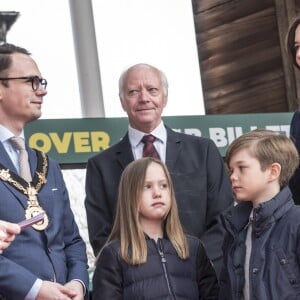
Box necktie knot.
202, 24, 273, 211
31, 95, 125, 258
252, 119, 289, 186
10, 136, 26, 150
141, 134, 160, 159
141, 134, 156, 144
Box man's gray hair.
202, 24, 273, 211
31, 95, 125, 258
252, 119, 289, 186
118, 63, 168, 98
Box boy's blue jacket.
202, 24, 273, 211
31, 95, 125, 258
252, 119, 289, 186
219, 186, 300, 300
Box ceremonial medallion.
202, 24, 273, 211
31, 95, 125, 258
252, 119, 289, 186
25, 206, 49, 231
25, 186, 49, 231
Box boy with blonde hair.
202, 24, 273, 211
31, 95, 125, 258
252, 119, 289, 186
219, 129, 300, 300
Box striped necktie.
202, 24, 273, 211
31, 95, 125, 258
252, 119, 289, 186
141, 134, 160, 159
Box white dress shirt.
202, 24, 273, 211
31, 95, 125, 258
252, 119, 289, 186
0, 125, 25, 173
128, 121, 167, 162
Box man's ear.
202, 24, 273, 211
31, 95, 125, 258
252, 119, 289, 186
163, 95, 168, 108
269, 162, 281, 181
119, 96, 127, 112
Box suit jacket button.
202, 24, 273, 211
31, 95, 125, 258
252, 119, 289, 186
252, 268, 259, 274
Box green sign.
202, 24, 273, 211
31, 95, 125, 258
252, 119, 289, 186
24, 112, 294, 165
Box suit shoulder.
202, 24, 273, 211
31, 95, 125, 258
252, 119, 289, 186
87, 137, 127, 162
34, 150, 60, 169
169, 128, 212, 145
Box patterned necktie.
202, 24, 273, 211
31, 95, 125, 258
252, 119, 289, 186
141, 134, 160, 159
10, 136, 32, 182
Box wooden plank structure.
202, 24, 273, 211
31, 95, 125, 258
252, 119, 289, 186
192, 0, 300, 114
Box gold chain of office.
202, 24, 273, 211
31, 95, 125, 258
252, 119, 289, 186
0, 150, 49, 231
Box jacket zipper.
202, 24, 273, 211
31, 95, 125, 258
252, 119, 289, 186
157, 239, 175, 300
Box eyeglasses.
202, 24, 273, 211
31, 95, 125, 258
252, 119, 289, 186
0, 76, 47, 91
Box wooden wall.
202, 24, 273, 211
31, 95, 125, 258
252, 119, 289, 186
192, 0, 300, 114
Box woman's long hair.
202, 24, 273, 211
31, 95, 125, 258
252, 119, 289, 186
286, 16, 300, 69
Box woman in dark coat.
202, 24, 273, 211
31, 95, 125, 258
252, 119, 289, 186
286, 16, 300, 204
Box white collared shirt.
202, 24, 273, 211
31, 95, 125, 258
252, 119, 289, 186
128, 121, 167, 163
0, 125, 25, 173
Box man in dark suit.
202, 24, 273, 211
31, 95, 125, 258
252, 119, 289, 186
85, 63, 233, 276
0, 43, 89, 299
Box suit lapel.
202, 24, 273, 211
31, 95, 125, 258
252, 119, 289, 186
0, 143, 28, 208
165, 127, 182, 171
0, 142, 18, 173
115, 133, 134, 169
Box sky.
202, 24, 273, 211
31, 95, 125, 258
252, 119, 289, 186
0, 0, 205, 119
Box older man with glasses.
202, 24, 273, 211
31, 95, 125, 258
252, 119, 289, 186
0, 43, 89, 300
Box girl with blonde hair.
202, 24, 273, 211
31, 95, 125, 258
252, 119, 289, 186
92, 157, 219, 299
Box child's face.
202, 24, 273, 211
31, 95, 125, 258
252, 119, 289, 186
139, 162, 171, 224
228, 148, 273, 206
